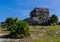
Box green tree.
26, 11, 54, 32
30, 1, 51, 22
57, 21, 60, 25
11, 21, 30, 38
50, 14, 58, 23
5, 17, 18, 30
5, 17, 30, 38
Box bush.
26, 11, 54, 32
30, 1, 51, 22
50, 14, 58, 23
10, 20, 30, 38
57, 21, 60, 25
5, 17, 30, 38
5, 17, 18, 30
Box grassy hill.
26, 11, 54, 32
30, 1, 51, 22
1, 25, 60, 42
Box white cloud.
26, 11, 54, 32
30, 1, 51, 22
16, 0, 60, 20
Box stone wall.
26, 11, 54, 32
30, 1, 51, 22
24, 8, 50, 25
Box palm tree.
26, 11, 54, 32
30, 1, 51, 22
5, 17, 30, 38
5, 17, 18, 30
50, 14, 58, 25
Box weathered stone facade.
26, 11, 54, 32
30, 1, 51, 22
24, 8, 50, 25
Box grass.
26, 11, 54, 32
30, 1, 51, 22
2, 37, 60, 42
1, 25, 60, 42
0, 27, 10, 34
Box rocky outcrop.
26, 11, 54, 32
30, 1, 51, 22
24, 8, 50, 25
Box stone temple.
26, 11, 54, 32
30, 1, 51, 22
24, 8, 50, 25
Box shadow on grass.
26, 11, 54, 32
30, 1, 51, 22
2, 29, 9, 31
0, 34, 20, 39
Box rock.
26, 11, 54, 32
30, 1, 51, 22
24, 18, 32, 25
24, 7, 50, 25
50, 23, 57, 26
55, 31, 60, 35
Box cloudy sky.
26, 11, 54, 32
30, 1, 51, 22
0, 0, 60, 22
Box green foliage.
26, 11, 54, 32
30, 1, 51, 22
11, 21, 30, 38
2, 25, 60, 42
57, 21, 60, 25
50, 14, 58, 23
5, 17, 30, 38
5, 17, 18, 30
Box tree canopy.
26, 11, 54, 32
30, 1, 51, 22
5, 17, 30, 38
50, 14, 58, 23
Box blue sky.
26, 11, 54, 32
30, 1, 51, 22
0, 0, 60, 22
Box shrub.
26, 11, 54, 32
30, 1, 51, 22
5, 17, 18, 30
50, 14, 58, 23
57, 21, 60, 25
5, 17, 30, 38
10, 20, 30, 38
